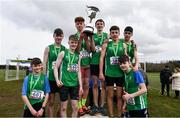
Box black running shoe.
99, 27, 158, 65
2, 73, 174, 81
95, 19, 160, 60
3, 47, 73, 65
99, 107, 108, 116
89, 106, 99, 116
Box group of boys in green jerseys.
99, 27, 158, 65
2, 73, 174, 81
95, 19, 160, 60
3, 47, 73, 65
37, 16, 148, 117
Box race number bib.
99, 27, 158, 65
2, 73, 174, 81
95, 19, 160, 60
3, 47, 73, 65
30, 89, 44, 100
127, 98, 135, 105
80, 50, 90, 58
110, 56, 119, 65
95, 45, 102, 53
67, 64, 78, 72
52, 61, 56, 69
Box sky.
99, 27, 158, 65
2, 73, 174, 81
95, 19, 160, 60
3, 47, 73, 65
0, 0, 180, 64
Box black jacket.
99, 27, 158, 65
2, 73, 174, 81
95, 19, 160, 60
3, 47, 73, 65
160, 68, 172, 84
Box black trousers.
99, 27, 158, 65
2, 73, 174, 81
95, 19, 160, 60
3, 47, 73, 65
161, 83, 170, 96
23, 102, 45, 117
175, 90, 179, 97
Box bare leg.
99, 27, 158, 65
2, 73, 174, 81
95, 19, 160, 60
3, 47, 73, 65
107, 86, 114, 117
116, 86, 123, 117
100, 80, 106, 107
60, 101, 68, 117
71, 100, 78, 117
92, 75, 99, 107
82, 68, 90, 100
48, 93, 55, 117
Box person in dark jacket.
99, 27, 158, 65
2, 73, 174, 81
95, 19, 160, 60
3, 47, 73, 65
160, 65, 172, 96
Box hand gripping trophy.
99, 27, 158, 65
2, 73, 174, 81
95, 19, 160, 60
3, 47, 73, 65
83, 5, 100, 36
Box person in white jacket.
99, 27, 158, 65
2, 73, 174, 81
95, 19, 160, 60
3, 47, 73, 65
170, 67, 180, 98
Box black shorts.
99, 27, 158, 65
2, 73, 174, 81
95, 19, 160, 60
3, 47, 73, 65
49, 80, 60, 93
23, 102, 45, 117
105, 76, 124, 87
60, 86, 79, 101
90, 64, 99, 76
90, 64, 105, 76
129, 108, 149, 117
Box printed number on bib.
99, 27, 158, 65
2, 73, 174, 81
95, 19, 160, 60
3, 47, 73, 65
80, 50, 90, 58
67, 64, 78, 72
127, 98, 135, 105
110, 56, 119, 65
95, 45, 102, 53
30, 89, 44, 100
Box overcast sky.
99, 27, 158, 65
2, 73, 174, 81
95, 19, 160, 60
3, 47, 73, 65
0, 0, 180, 64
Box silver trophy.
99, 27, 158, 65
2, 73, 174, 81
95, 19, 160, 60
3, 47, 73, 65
83, 5, 100, 36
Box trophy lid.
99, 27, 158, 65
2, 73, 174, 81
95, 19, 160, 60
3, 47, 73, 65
86, 6, 100, 19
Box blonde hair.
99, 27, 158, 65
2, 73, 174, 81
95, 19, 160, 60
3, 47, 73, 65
174, 67, 180, 72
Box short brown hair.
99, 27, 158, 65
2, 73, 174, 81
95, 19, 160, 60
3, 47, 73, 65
74, 16, 85, 23
31, 58, 42, 66
95, 19, 105, 26
54, 28, 63, 36
69, 34, 78, 41
110, 25, 120, 31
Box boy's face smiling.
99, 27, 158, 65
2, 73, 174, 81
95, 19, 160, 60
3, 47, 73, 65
68, 40, 78, 51
95, 21, 104, 31
32, 64, 43, 74
119, 61, 130, 72
110, 30, 120, 40
75, 21, 85, 32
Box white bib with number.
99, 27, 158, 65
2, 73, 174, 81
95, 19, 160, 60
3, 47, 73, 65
67, 64, 78, 72
30, 89, 44, 100
127, 97, 135, 105
80, 50, 90, 58
110, 56, 119, 65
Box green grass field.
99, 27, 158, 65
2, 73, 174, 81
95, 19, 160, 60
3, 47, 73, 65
0, 69, 180, 117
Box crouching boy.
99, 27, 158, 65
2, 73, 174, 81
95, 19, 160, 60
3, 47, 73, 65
119, 55, 148, 117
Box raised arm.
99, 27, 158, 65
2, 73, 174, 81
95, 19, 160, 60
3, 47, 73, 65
133, 45, 139, 71
76, 33, 84, 53
90, 35, 96, 52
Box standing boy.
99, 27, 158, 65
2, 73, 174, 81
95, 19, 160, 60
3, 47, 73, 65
122, 26, 139, 71
99, 25, 127, 117
22, 58, 50, 117
54, 34, 83, 117
43, 28, 66, 117
74, 16, 91, 115
119, 55, 148, 117
90, 19, 108, 116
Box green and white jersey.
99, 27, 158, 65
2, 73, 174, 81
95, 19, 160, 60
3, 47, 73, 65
120, 39, 135, 63
105, 40, 125, 77
47, 44, 66, 81
26, 73, 45, 109
91, 32, 108, 65
75, 32, 91, 67
60, 49, 79, 87
124, 69, 148, 111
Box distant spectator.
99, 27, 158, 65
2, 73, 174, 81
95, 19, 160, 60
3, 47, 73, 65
170, 67, 180, 99
160, 65, 172, 96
